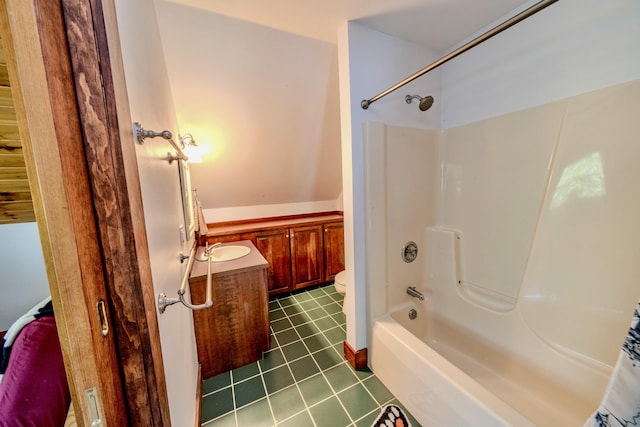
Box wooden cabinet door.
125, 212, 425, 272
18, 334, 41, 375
324, 221, 345, 281
191, 267, 270, 379
290, 224, 324, 290
254, 228, 292, 295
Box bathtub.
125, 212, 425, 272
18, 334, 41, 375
370, 303, 595, 427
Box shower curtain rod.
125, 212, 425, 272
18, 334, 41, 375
360, 0, 559, 110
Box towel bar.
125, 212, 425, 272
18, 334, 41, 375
158, 245, 213, 313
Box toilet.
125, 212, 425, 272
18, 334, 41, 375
333, 270, 346, 295
333, 270, 347, 313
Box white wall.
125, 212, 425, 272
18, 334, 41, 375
154, 1, 343, 221
0, 222, 48, 330
441, 0, 640, 128
203, 200, 340, 224
114, 1, 199, 426
338, 22, 441, 350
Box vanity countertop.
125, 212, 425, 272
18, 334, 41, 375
189, 240, 268, 279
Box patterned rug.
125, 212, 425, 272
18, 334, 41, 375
372, 404, 411, 427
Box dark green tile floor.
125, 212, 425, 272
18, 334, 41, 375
201, 284, 421, 427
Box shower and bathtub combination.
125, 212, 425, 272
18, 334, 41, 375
363, 79, 640, 426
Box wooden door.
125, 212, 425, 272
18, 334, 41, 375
324, 221, 345, 281
290, 224, 324, 290
254, 228, 292, 295
0, 0, 169, 425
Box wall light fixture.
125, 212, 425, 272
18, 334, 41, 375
180, 133, 203, 163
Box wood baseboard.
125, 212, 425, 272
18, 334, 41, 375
343, 340, 368, 370
194, 364, 202, 427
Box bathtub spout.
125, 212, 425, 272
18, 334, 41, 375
406, 286, 425, 301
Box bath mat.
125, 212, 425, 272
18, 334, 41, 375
372, 404, 412, 427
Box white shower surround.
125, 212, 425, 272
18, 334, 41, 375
365, 80, 640, 426
337, 1, 640, 423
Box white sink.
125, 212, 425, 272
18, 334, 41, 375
209, 245, 251, 262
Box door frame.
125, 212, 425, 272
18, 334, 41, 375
0, 0, 169, 425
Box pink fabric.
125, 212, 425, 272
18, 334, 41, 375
0, 317, 70, 427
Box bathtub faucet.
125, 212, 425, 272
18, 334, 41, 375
406, 286, 425, 301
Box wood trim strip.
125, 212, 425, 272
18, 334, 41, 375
194, 364, 202, 427
208, 211, 344, 229
344, 340, 368, 371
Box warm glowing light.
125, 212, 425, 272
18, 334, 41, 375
183, 143, 204, 163
178, 125, 227, 163
179, 133, 205, 163
551, 152, 605, 208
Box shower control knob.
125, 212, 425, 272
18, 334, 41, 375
401, 241, 418, 263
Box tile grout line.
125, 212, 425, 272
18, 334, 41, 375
280, 286, 357, 426
270, 287, 340, 425
308, 288, 368, 426
303, 286, 388, 425
255, 327, 279, 427
269, 297, 319, 427
229, 371, 239, 427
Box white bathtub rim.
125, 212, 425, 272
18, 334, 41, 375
406, 285, 611, 400
371, 312, 536, 427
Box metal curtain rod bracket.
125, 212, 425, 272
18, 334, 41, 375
158, 245, 214, 314
133, 121, 189, 164
360, 0, 559, 110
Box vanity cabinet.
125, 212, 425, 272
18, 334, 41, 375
189, 242, 270, 379
202, 214, 344, 296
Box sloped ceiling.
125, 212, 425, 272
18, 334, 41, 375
156, 3, 343, 211
162, 0, 532, 50
156, 0, 532, 214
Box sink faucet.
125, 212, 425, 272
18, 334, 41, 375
198, 242, 222, 261
406, 286, 425, 301
204, 242, 222, 256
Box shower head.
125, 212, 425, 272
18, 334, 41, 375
405, 95, 434, 112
